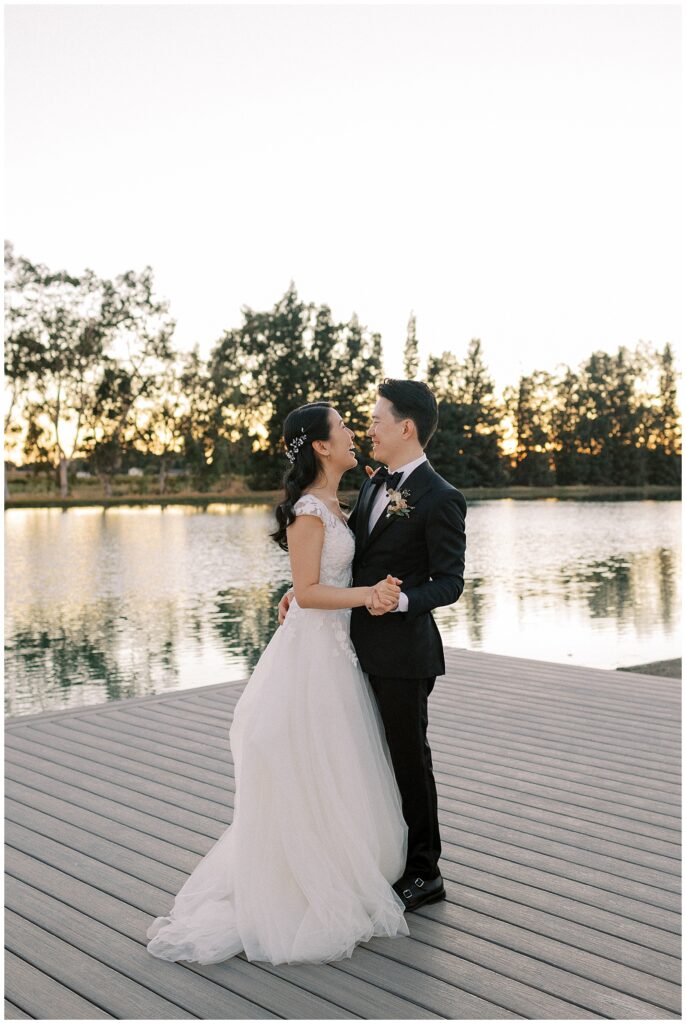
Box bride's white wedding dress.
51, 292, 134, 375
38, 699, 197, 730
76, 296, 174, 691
146, 493, 409, 965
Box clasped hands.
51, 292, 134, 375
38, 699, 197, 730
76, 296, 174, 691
277, 574, 403, 624
366, 575, 403, 616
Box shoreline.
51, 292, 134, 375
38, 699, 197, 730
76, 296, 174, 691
616, 657, 681, 679
6, 656, 681, 723
4, 483, 681, 509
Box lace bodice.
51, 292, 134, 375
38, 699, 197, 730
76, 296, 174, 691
292, 494, 355, 587
280, 494, 358, 665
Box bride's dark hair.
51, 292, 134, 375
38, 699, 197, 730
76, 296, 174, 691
271, 402, 333, 551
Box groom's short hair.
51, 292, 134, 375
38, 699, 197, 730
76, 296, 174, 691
378, 379, 439, 448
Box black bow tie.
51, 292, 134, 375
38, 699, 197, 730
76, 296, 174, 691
369, 468, 403, 492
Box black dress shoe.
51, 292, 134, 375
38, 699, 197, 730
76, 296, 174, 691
393, 874, 446, 912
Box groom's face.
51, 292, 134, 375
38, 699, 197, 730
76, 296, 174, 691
368, 397, 407, 466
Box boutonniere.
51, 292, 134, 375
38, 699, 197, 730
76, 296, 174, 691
385, 488, 414, 518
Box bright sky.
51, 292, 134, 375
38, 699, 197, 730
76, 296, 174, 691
4, 4, 681, 396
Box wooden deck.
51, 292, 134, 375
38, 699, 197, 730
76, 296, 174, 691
4, 648, 681, 1020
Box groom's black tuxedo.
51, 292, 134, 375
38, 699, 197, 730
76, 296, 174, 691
348, 459, 467, 678
350, 460, 466, 675
346, 458, 467, 882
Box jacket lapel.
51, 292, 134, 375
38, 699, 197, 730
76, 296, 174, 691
354, 477, 376, 546
360, 460, 435, 553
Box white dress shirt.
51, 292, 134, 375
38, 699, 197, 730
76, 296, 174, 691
367, 452, 427, 613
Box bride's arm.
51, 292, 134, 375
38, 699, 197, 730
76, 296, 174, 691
287, 514, 399, 611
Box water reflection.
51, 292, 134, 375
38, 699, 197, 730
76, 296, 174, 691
211, 583, 292, 673
4, 500, 681, 717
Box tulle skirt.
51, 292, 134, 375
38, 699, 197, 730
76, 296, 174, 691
146, 604, 409, 965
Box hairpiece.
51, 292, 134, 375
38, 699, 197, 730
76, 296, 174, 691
285, 427, 307, 463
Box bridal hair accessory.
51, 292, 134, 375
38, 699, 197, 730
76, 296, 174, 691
286, 428, 307, 463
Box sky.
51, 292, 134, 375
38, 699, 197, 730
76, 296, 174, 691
4, 4, 682, 397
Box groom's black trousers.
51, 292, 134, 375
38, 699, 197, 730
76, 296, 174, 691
367, 674, 441, 881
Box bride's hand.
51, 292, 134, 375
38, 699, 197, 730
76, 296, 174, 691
367, 576, 402, 615
278, 589, 293, 625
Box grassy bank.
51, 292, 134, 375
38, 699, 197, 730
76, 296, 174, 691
4, 482, 681, 509
617, 658, 681, 679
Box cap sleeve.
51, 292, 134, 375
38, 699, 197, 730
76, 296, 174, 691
293, 495, 325, 521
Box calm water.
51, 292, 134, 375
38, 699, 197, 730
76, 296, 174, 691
5, 499, 681, 717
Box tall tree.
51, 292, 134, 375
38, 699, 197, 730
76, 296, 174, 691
80, 267, 176, 496
425, 339, 506, 486
5, 247, 174, 497
504, 371, 555, 485
4, 244, 32, 451
655, 342, 681, 453
5, 248, 108, 497
645, 341, 681, 484
548, 365, 585, 483
175, 346, 234, 492
572, 347, 647, 485
329, 313, 384, 481
403, 311, 420, 378
210, 285, 384, 489
133, 358, 189, 495
211, 284, 315, 488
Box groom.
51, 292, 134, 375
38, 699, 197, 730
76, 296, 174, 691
280, 378, 467, 911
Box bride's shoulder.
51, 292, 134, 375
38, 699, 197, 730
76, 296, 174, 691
293, 493, 326, 519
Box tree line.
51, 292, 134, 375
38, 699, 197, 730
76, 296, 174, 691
4, 242, 681, 497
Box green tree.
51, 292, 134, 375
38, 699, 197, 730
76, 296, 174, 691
656, 343, 681, 452
425, 339, 507, 486
5, 245, 174, 497
80, 267, 175, 496
403, 311, 420, 378
646, 341, 681, 484
176, 347, 223, 491
211, 284, 314, 488
328, 313, 384, 483
210, 285, 384, 489
546, 342, 681, 486
5, 247, 108, 497
4, 244, 33, 472
571, 347, 650, 485
549, 365, 586, 483
133, 358, 189, 494
504, 371, 555, 485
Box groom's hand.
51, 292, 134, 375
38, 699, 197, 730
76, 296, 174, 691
368, 591, 390, 615
277, 589, 293, 625
368, 575, 402, 615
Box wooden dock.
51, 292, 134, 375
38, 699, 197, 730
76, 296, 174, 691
4, 648, 681, 1020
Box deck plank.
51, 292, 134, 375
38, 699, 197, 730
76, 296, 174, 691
5, 743, 679, 932
27, 708, 679, 846
6, 770, 677, 960
6, 847, 434, 1022
4, 950, 110, 1020
40, 707, 683, 794
8, 728, 680, 894
3, 998, 33, 1020
4, 911, 194, 1019
8, 737, 679, 878
5, 647, 681, 1020
5, 873, 347, 1020
6, 745, 680, 924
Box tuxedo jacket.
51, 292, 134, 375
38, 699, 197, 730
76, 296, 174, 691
347, 459, 467, 679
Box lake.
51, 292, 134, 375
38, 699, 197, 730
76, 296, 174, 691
5, 498, 681, 718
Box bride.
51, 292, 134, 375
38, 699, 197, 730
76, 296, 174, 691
146, 401, 410, 966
